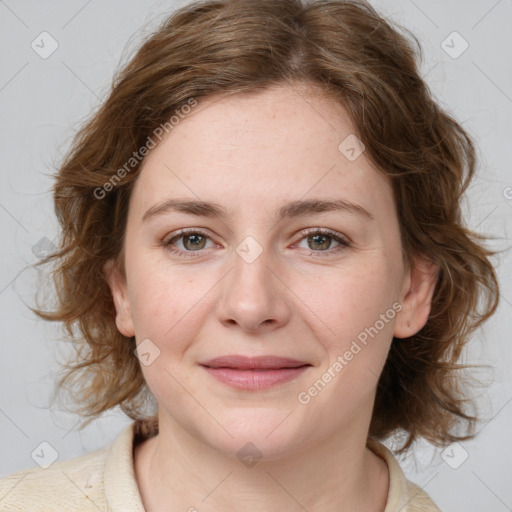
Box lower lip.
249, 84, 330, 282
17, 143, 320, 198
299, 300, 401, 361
201, 366, 310, 390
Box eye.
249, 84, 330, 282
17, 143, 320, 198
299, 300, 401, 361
164, 229, 215, 256
294, 228, 351, 255
163, 227, 351, 258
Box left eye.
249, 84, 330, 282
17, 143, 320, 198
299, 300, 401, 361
294, 230, 349, 253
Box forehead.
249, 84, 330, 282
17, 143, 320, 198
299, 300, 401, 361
130, 84, 395, 220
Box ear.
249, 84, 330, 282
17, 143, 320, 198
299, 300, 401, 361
103, 259, 135, 338
393, 255, 439, 339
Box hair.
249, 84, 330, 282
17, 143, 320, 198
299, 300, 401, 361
37, 0, 500, 453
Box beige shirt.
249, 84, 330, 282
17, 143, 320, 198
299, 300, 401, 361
0, 419, 441, 511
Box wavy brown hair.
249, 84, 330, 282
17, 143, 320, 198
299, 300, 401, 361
37, 0, 500, 452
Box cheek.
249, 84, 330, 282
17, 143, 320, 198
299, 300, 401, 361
128, 271, 211, 400
291, 265, 398, 427
306, 262, 398, 361
132, 285, 187, 337
128, 262, 214, 352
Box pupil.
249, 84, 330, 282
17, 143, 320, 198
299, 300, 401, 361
185, 234, 205, 250
309, 234, 330, 250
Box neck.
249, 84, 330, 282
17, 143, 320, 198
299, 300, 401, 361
134, 413, 389, 512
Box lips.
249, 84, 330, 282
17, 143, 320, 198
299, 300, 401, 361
200, 355, 311, 370
200, 355, 312, 390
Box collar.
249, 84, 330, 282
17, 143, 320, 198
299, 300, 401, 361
103, 419, 428, 512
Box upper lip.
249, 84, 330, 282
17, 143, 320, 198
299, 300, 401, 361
200, 355, 311, 370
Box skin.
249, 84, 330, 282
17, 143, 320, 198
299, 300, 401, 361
105, 82, 438, 512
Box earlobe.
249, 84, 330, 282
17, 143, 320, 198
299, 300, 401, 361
393, 255, 439, 339
103, 259, 135, 337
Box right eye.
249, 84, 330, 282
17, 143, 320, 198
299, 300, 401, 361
164, 229, 217, 256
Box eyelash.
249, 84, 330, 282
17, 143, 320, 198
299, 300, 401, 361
163, 227, 351, 258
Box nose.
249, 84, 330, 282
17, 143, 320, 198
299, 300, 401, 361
216, 240, 292, 333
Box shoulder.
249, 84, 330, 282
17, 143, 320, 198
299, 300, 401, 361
367, 438, 442, 512
0, 419, 151, 512
403, 479, 443, 512
0, 445, 110, 512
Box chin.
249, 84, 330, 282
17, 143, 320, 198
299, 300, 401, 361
202, 407, 312, 462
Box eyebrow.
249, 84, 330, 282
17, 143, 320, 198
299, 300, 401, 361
142, 198, 374, 223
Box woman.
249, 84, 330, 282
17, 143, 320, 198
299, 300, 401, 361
0, 0, 499, 510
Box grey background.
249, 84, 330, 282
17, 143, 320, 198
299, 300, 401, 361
0, 1, 511, 510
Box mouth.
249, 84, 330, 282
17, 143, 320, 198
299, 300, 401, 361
200, 355, 311, 370
199, 355, 312, 390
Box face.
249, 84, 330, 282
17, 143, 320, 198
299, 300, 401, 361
106, 83, 437, 460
